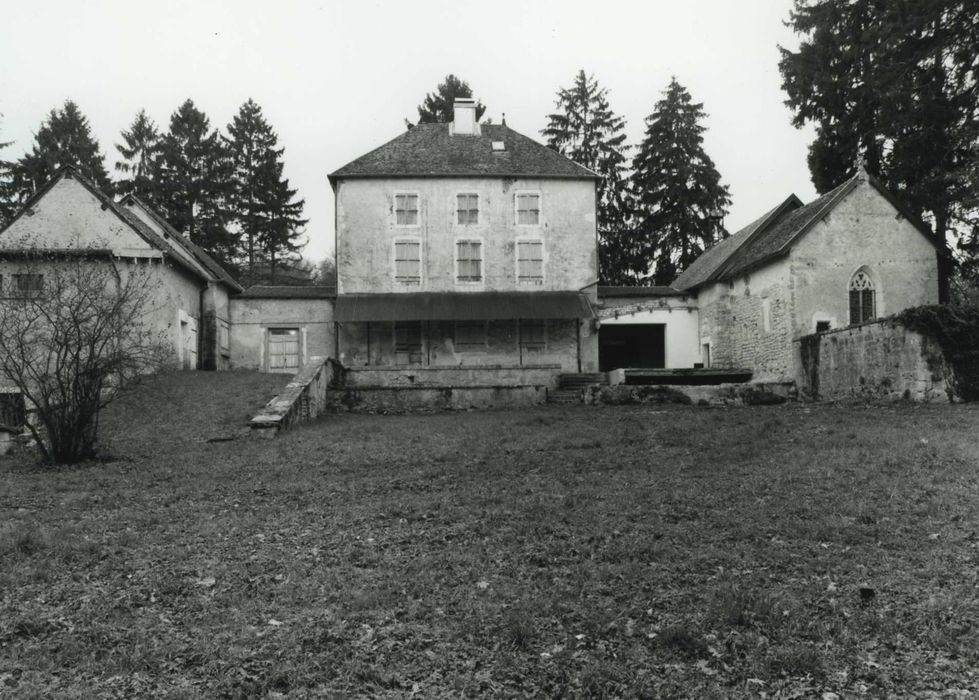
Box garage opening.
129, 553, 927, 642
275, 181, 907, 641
599, 324, 666, 371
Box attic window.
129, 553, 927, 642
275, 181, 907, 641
492, 141, 506, 152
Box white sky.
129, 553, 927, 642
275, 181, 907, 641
0, 0, 817, 263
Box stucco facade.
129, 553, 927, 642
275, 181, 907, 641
330, 103, 601, 376
0, 171, 240, 372
335, 177, 597, 295
596, 292, 702, 369
229, 295, 336, 372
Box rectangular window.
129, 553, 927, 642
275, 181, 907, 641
395, 193, 419, 226
394, 239, 422, 285
849, 289, 876, 324
519, 319, 546, 350
454, 321, 487, 349
456, 240, 482, 283
702, 343, 711, 368
516, 240, 544, 284
457, 194, 478, 225
816, 320, 831, 333
394, 321, 423, 365
516, 193, 540, 225
219, 321, 230, 354
14, 274, 43, 296
761, 298, 771, 333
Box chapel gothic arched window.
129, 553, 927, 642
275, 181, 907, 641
849, 269, 876, 324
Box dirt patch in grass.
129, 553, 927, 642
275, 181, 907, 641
1, 384, 978, 696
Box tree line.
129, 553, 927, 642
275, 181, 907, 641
421, 0, 979, 293
0, 99, 307, 285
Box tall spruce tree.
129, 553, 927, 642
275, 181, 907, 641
632, 78, 731, 285
0, 119, 15, 226
779, 0, 979, 298
408, 74, 486, 127
227, 99, 307, 283
156, 100, 235, 263
543, 70, 635, 284
114, 109, 161, 200
11, 100, 112, 200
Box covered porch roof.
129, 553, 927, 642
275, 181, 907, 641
335, 292, 594, 322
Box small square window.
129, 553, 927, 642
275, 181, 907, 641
457, 194, 479, 225
517, 240, 544, 284
394, 240, 422, 285
14, 274, 43, 296
816, 321, 831, 333
516, 193, 540, 225
456, 240, 482, 283
395, 193, 419, 226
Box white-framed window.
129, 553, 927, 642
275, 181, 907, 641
519, 319, 547, 350
515, 192, 541, 226
849, 268, 876, 324
454, 320, 487, 349
394, 193, 420, 227
516, 239, 544, 285
394, 238, 422, 285
455, 239, 483, 284
456, 193, 479, 225
394, 321, 423, 365
761, 298, 771, 333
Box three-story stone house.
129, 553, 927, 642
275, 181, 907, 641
328, 99, 600, 374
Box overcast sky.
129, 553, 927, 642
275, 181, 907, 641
0, 0, 816, 263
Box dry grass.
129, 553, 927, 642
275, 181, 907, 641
1, 371, 978, 697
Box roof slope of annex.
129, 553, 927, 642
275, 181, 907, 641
673, 170, 937, 292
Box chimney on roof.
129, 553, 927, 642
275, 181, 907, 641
452, 97, 478, 136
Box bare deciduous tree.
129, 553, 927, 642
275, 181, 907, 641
0, 249, 173, 464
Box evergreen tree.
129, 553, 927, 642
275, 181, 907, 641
631, 78, 731, 285
0, 119, 15, 226
543, 70, 635, 284
226, 99, 307, 283
114, 109, 161, 200
779, 0, 979, 298
409, 74, 486, 127
11, 100, 112, 200
155, 100, 235, 263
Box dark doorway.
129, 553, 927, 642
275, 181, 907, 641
599, 324, 666, 371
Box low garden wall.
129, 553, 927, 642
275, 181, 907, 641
590, 382, 796, 407
796, 321, 949, 402
326, 385, 549, 413
250, 357, 341, 437
343, 364, 561, 389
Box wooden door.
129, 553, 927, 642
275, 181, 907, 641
268, 328, 301, 372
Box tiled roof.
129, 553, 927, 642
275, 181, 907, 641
672, 170, 936, 291
329, 123, 599, 182
673, 196, 801, 291
597, 285, 684, 298
237, 285, 337, 299
122, 195, 243, 292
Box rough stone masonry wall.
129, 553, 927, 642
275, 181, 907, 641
697, 263, 795, 380
798, 321, 949, 402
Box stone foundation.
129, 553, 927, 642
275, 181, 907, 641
327, 385, 549, 413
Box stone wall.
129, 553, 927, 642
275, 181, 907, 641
327, 385, 549, 413
797, 321, 949, 402
697, 262, 795, 380
344, 364, 561, 389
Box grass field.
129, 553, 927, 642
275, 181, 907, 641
2, 371, 978, 698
